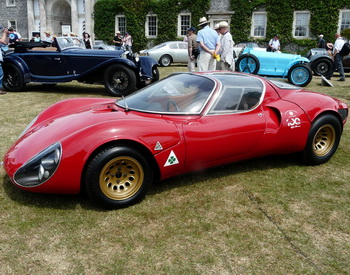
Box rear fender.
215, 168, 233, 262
3, 57, 31, 82
282, 58, 310, 77
309, 55, 332, 63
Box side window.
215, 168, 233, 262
115, 15, 126, 35
210, 86, 262, 114
146, 14, 157, 38
177, 14, 191, 37
169, 43, 178, 49
339, 10, 350, 32
251, 12, 267, 38
293, 11, 310, 38
179, 43, 187, 49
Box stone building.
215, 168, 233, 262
0, 0, 95, 40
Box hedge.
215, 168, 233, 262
94, 0, 349, 52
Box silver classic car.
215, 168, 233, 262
140, 41, 188, 67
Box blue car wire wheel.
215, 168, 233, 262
287, 64, 312, 87
237, 54, 260, 74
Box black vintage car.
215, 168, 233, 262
306, 48, 350, 76
2, 37, 159, 96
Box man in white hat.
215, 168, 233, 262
113, 31, 123, 50
317, 34, 326, 49
217, 21, 235, 71
196, 17, 220, 71
43, 31, 53, 43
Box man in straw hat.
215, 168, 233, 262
43, 31, 53, 43
217, 21, 235, 71
196, 17, 220, 71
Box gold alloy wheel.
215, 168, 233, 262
99, 156, 144, 201
312, 124, 336, 157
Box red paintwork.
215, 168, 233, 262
3, 72, 348, 195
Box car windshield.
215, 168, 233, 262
116, 74, 215, 114
153, 43, 167, 49
56, 37, 85, 50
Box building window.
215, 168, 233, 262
6, 0, 16, 7
178, 14, 191, 37
146, 15, 158, 38
339, 10, 350, 31
115, 15, 126, 35
251, 12, 266, 38
293, 11, 310, 38
8, 20, 17, 29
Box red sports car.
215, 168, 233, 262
2, 72, 348, 208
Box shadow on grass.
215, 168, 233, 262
1, 153, 302, 211
2, 175, 104, 211
149, 153, 302, 195
22, 82, 110, 97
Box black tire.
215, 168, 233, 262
103, 64, 136, 96
159, 55, 172, 67
303, 115, 342, 165
2, 63, 26, 92
85, 146, 153, 209
151, 66, 160, 83
236, 54, 260, 74
311, 58, 332, 76
287, 63, 312, 87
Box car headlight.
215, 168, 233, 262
133, 53, 140, 62
14, 142, 62, 187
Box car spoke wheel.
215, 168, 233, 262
287, 64, 312, 86
236, 54, 260, 74
303, 115, 341, 165
103, 64, 136, 96
312, 59, 331, 76
85, 146, 153, 208
159, 55, 172, 67
2, 63, 26, 92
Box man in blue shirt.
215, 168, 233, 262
8, 28, 19, 45
196, 17, 220, 71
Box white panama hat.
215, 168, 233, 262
198, 17, 209, 26
219, 21, 229, 28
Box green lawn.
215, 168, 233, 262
0, 67, 349, 274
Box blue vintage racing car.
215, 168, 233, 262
2, 37, 159, 96
236, 45, 312, 86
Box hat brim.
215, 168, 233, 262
198, 21, 209, 26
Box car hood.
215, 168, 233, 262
62, 48, 124, 57
245, 49, 309, 62
4, 98, 181, 171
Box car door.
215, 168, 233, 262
183, 85, 266, 169
177, 42, 189, 63
64, 50, 112, 75
19, 51, 69, 76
